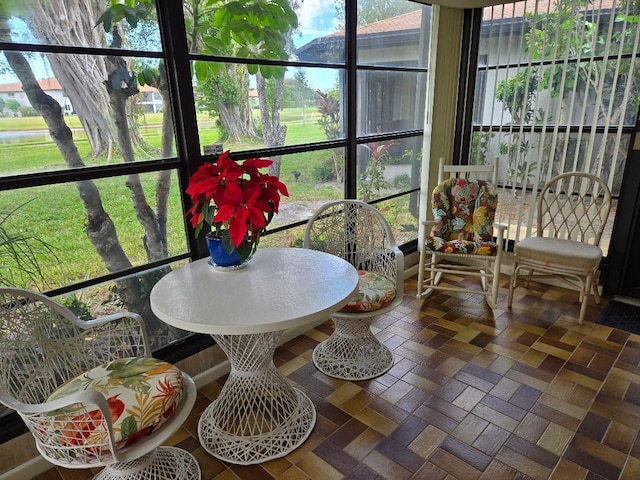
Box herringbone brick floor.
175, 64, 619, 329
36, 274, 640, 479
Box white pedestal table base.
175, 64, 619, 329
313, 317, 394, 380
198, 332, 316, 465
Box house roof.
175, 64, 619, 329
0, 77, 63, 93
355, 9, 423, 36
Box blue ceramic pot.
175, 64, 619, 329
206, 234, 242, 267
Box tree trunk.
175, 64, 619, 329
256, 72, 287, 178
21, 0, 116, 158
215, 64, 258, 142
154, 63, 174, 253
0, 15, 143, 310
104, 26, 166, 263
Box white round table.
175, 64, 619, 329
150, 247, 358, 465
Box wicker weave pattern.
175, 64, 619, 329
198, 332, 315, 465
537, 172, 612, 245
0, 287, 200, 479
304, 202, 401, 285
508, 172, 613, 324
303, 200, 404, 380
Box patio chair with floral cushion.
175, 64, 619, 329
417, 157, 506, 308
304, 200, 404, 380
0, 287, 200, 480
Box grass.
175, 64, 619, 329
0, 109, 347, 287
1, 108, 417, 289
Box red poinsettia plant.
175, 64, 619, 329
186, 151, 289, 262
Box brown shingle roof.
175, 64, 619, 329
356, 9, 422, 35
0, 77, 63, 93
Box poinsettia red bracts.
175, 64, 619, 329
185, 151, 288, 248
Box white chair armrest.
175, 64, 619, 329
81, 312, 150, 361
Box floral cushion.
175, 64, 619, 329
427, 177, 498, 256
46, 357, 184, 451
340, 270, 396, 312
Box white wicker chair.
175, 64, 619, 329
0, 287, 200, 480
303, 200, 404, 380
417, 158, 506, 308
507, 172, 612, 324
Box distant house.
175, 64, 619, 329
0, 77, 73, 115
0, 77, 163, 116
138, 84, 163, 113
296, 9, 430, 137
248, 88, 259, 107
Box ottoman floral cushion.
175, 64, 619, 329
46, 357, 184, 451
340, 270, 396, 312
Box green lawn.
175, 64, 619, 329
0, 108, 345, 288
2, 107, 417, 290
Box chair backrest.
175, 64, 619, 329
536, 172, 612, 246
438, 157, 499, 184
430, 177, 498, 242
303, 200, 403, 286
0, 288, 94, 409
429, 157, 498, 241
0, 287, 147, 412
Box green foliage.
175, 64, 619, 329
95, 0, 155, 32
193, 0, 297, 81
195, 63, 245, 117
5, 99, 19, 112
61, 292, 93, 321
0, 201, 59, 289
359, 139, 397, 201
392, 173, 411, 189
495, 68, 539, 124
316, 89, 341, 140
313, 157, 337, 182
18, 106, 37, 117
469, 131, 494, 165
137, 67, 159, 87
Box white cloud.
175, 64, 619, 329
296, 0, 337, 36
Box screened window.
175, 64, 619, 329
0, 0, 429, 442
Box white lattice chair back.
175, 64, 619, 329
303, 200, 403, 308
0, 287, 200, 479
537, 172, 612, 246
303, 200, 404, 380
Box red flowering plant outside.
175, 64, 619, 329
185, 151, 289, 263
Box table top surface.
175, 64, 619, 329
150, 247, 359, 335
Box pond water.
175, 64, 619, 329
0, 130, 52, 144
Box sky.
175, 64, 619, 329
295, 0, 339, 44
290, 0, 341, 91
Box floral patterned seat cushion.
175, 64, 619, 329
46, 357, 184, 451
340, 270, 396, 312
426, 177, 499, 256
